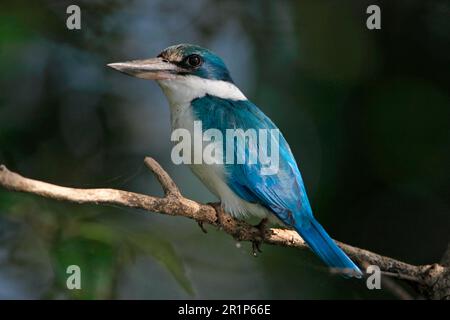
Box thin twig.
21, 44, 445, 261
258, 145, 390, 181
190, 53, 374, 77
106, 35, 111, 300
144, 157, 181, 198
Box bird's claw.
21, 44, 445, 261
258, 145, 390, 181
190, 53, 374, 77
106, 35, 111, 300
197, 221, 207, 233
252, 240, 263, 256
255, 217, 269, 233
251, 218, 268, 256
207, 202, 226, 229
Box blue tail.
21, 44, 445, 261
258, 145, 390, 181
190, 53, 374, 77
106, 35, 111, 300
295, 216, 362, 278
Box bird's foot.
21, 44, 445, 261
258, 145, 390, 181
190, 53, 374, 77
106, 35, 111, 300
251, 241, 262, 256
255, 217, 269, 233
197, 221, 207, 234
251, 218, 269, 257
196, 202, 225, 233
207, 202, 227, 229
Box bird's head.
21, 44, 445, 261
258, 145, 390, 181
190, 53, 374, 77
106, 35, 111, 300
108, 44, 245, 104
108, 43, 233, 83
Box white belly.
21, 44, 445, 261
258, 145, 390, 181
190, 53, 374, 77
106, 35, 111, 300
189, 163, 271, 220
168, 103, 270, 219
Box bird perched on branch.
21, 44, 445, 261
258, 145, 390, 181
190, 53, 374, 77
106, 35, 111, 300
108, 44, 362, 277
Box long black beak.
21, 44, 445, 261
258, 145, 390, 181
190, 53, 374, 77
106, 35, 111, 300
107, 57, 179, 80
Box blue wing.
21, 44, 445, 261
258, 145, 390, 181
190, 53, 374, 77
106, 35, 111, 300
191, 95, 313, 226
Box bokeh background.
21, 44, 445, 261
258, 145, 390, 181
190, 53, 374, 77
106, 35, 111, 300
0, 0, 449, 299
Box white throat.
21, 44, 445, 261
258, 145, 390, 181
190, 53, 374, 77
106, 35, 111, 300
157, 75, 246, 108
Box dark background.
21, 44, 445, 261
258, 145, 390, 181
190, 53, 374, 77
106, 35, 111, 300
0, 0, 449, 299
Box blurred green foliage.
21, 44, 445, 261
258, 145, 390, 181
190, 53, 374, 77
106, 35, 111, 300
0, 0, 449, 299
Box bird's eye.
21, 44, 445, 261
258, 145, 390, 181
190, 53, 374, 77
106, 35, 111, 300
185, 54, 202, 68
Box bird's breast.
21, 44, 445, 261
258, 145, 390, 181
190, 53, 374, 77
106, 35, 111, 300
167, 102, 270, 220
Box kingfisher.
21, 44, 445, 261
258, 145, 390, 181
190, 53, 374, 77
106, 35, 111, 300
108, 44, 362, 277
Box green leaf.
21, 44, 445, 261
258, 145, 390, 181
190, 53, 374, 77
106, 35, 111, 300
71, 221, 194, 296
128, 232, 194, 296
53, 237, 116, 299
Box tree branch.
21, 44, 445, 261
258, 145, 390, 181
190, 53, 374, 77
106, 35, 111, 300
0, 158, 448, 299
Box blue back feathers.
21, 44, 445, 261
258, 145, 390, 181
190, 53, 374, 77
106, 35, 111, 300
191, 95, 362, 277
191, 95, 313, 223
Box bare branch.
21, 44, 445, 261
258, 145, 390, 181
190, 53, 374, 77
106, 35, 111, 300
144, 157, 181, 198
0, 160, 448, 299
